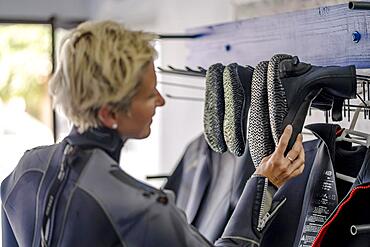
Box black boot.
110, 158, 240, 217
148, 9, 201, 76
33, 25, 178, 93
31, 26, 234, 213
311, 92, 346, 121
267, 54, 356, 152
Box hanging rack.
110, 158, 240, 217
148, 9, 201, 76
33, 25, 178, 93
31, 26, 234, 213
336, 100, 370, 147
158, 65, 370, 81
157, 65, 206, 77
148, 1, 370, 182
349, 1, 370, 10
158, 33, 208, 39
157, 65, 370, 121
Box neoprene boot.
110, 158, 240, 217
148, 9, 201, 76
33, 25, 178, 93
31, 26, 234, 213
267, 54, 356, 152
247, 61, 275, 167
223, 63, 254, 156
204, 63, 227, 153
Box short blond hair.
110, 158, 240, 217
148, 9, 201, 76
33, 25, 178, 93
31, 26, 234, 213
49, 20, 157, 132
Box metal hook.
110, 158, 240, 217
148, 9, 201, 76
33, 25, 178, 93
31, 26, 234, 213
197, 66, 207, 74
167, 65, 182, 72
157, 66, 206, 77
158, 33, 208, 39
348, 99, 351, 122
165, 94, 204, 102
185, 66, 201, 73
367, 80, 370, 119
356, 93, 368, 107
159, 81, 205, 90
362, 81, 367, 119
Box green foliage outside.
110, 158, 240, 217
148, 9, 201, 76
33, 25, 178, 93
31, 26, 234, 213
0, 24, 52, 120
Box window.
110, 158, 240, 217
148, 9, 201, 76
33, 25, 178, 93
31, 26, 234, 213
0, 23, 54, 181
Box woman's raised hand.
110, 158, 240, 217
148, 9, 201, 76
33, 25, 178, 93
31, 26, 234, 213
254, 125, 305, 188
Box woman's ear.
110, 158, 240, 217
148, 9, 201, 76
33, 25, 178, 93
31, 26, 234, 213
97, 105, 118, 129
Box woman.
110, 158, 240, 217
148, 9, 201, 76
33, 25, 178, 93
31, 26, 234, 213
1, 20, 305, 247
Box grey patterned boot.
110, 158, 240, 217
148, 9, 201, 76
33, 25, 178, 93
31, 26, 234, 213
223, 63, 254, 156
204, 63, 227, 153
248, 61, 275, 167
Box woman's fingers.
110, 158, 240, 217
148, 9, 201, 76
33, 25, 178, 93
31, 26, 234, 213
273, 133, 305, 186
288, 156, 305, 179
282, 146, 305, 180
285, 134, 303, 162
275, 125, 293, 156
260, 154, 272, 164
291, 147, 305, 175
255, 125, 306, 188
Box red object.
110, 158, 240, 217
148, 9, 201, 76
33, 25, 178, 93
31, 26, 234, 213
312, 184, 370, 246
335, 127, 344, 137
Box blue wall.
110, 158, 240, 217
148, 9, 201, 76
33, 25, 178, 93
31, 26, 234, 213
187, 4, 370, 68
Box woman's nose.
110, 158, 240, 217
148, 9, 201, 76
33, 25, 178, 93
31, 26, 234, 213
157, 91, 165, 106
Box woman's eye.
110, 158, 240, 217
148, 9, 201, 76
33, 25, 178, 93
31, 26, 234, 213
149, 89, 159, 98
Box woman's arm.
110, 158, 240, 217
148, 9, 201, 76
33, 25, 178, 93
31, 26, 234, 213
142, 125, 304, 247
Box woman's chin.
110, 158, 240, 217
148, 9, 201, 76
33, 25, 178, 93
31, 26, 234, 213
136, 128, 151, 139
